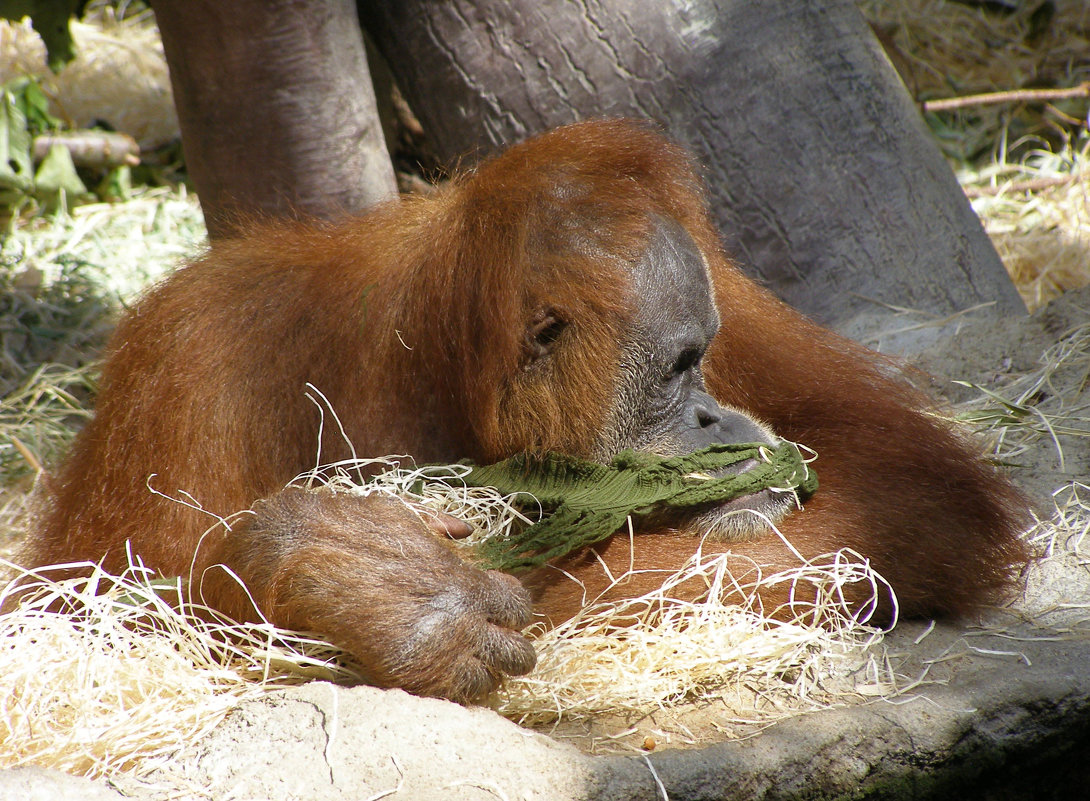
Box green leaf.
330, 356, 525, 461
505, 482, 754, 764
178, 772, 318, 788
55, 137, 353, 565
96, 164, 132, 202
33, 141, 92, 212
0, 84, 35, 195
19, 78, 60, 133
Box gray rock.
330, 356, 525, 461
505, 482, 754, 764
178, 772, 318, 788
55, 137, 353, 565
0, 766, 125, 801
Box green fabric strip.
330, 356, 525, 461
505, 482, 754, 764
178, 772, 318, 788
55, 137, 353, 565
451, 441, 817, 572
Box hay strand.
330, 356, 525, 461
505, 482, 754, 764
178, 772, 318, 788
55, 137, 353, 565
309, 461, 893, 729
0, 552, 358, 780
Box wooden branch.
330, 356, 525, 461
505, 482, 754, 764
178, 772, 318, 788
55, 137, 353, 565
923, 82, 1090, 113
31, 132, 141, 169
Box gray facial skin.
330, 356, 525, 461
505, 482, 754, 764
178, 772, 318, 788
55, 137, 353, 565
596, 216, 798, 540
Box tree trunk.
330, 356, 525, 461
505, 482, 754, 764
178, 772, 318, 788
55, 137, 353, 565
153, 0, 396, 239
360, 0, 1025, 334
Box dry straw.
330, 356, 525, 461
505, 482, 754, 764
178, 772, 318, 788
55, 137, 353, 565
963, 143, 1090, 310
859, 0, 1090, 309
958, 319, 1090, 469
1027, 481, 1090, 567
492, 543, 889, 727
0, 363, 97, 557
0, 183, 204, 401
860, 0, 1090, 100
0, 551, 358, 780
2, 440, 1078, 774
0, 6, 178, 149
307, 458, 895, 730
1, 184, 205, 309
0, 480, 894, 776
1, 185, 204, 548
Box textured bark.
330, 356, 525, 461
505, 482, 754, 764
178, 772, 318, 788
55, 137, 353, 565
360, 0, 1025, 330
153, 0, 396, 239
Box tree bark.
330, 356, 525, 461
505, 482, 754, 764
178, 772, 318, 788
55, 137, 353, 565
153, 0, 396, 239
360, 0, 1025, 332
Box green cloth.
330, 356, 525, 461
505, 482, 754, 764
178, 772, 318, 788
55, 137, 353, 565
450, 441, 817, 571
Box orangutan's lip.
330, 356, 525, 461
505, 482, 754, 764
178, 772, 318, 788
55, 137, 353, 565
684, 457, 761, 482
681, 456, 797, 514
719, 485, 796, 516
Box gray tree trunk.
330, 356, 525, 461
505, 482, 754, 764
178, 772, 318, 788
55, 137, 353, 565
153, 0, 396, 239
360, 0, 1025, 334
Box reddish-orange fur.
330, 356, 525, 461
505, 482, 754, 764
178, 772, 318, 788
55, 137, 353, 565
23, 120, 1029, 697
520, 124, 1030, 622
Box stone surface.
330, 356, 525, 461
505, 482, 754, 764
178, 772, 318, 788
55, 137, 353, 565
0, 766, 126, 800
